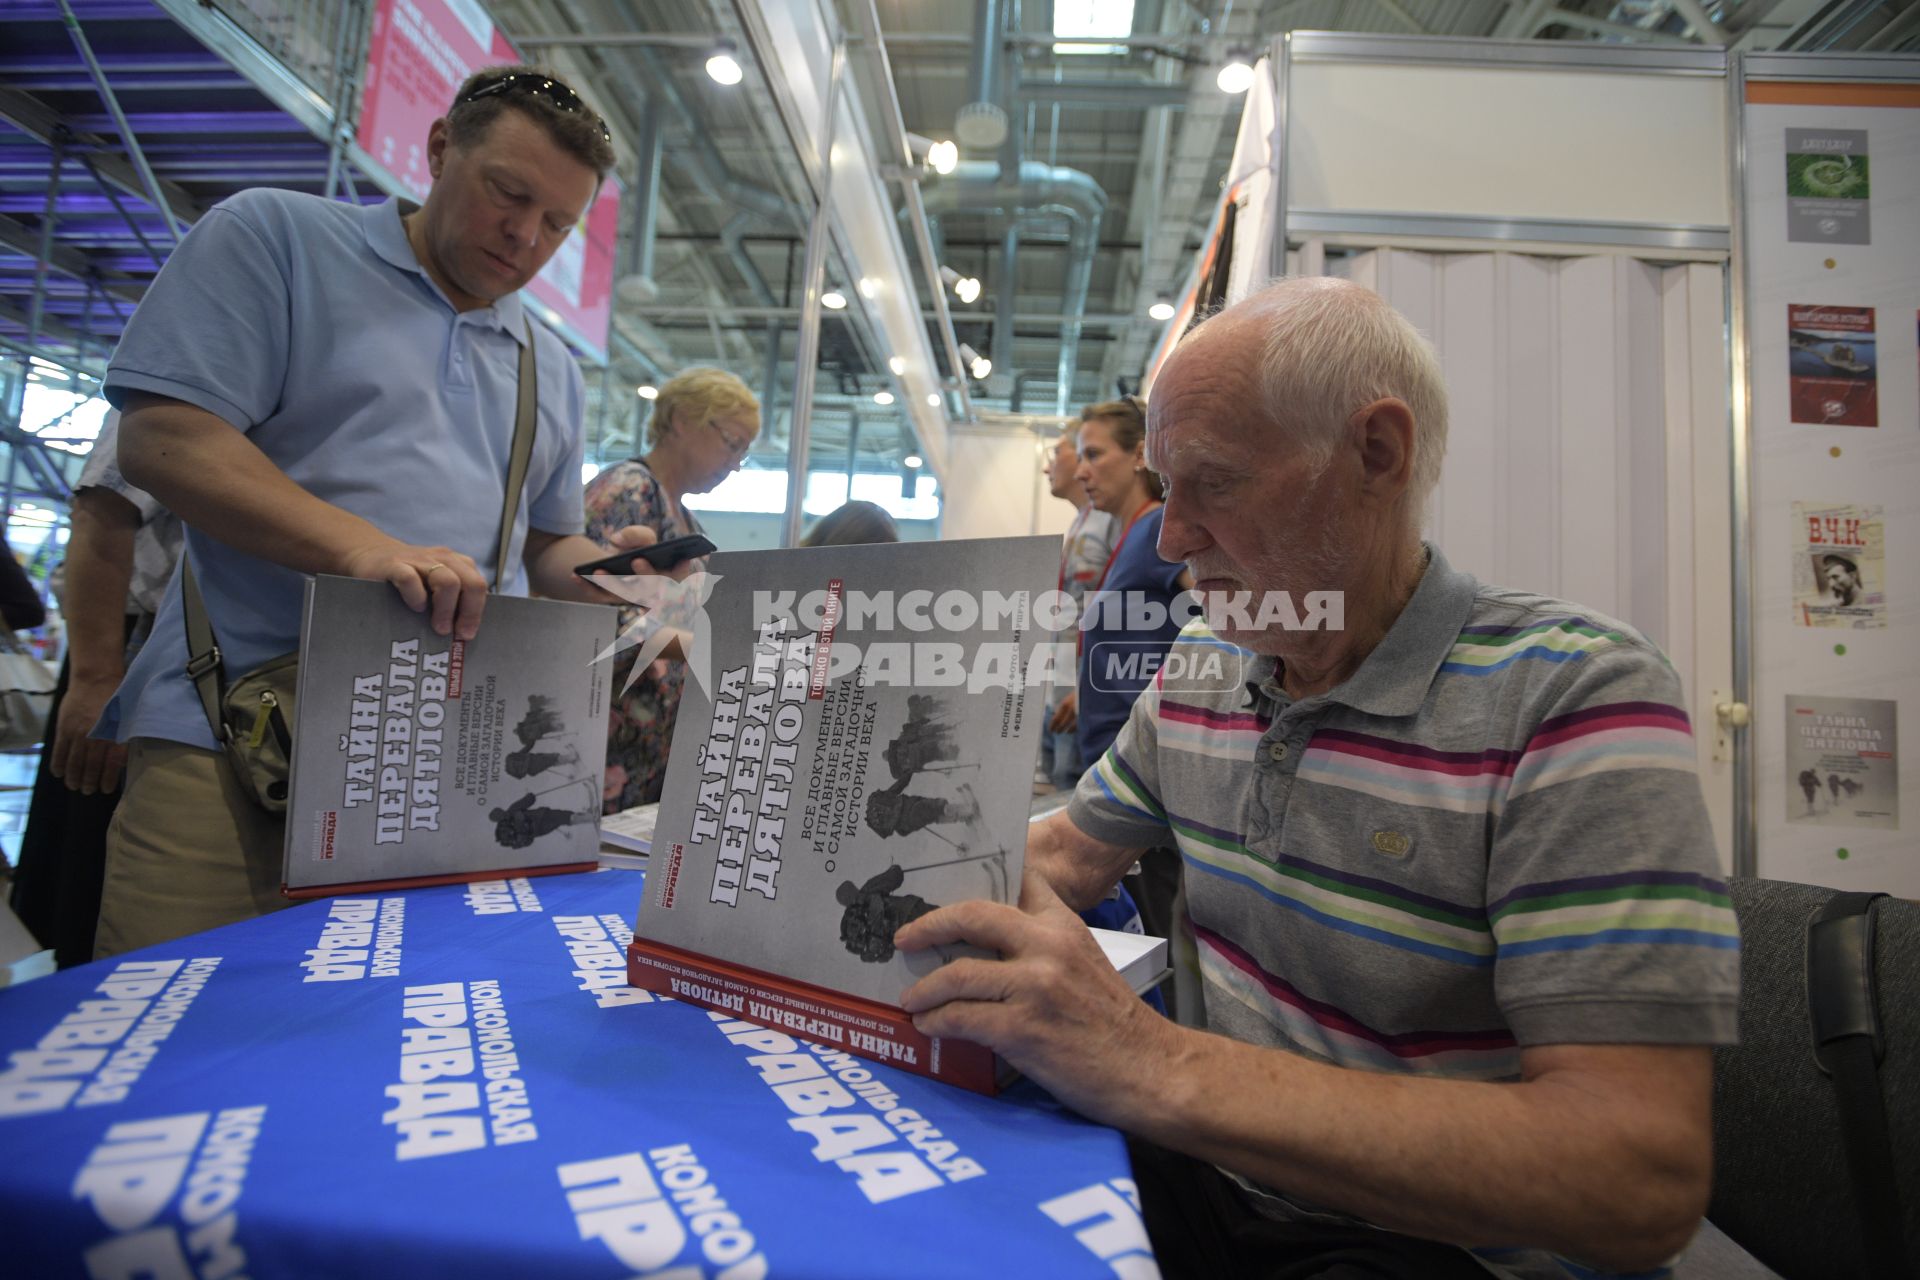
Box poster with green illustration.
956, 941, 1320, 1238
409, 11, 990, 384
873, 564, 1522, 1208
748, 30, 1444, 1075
1785, 128, 1870, 244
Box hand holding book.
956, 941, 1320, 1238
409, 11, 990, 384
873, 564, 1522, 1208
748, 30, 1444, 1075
895, 865, 1180, 1121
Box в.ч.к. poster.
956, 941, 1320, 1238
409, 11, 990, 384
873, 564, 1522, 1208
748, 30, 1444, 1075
1788, 304, 1878, 427
1792, 501, 1885, 630
1787, 695, 1898, 831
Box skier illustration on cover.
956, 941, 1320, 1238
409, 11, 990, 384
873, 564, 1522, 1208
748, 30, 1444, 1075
490, 794, 589, 848
505, 741, 581, 779
849, 694, 1013, 917
884, 693, 961, 778
514, 694, 565, 749
489, 776, 599, 849
836, 864, 939, 963
864, 693, 987, 843
1798, 768, 1821, 813
865, 776, 981, 838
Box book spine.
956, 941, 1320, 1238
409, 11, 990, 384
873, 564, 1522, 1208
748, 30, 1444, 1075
280, 860, 600, 900
626, 939, 1001, 1095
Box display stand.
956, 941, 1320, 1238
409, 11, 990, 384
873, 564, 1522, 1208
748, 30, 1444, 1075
1737, 54, 1920, 892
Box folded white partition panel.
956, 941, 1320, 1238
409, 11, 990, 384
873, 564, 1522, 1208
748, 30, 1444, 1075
1346, 249, 1735, 868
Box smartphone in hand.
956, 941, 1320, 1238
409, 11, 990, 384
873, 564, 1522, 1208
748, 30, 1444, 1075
573, 534, 716, 578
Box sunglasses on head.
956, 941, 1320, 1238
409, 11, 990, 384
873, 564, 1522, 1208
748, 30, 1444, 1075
455, 72, 611, 142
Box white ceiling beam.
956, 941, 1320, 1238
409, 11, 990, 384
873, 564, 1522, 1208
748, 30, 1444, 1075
1494, 0, 1556, 38
1375, 0, 1435, 34
1535, 8, 1702, 42
1667, 0, 1733, 44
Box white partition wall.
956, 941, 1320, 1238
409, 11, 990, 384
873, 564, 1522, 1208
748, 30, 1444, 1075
1347, 249, 1736, 867
1277, 34, 1730, 260
940, 423, 1078, 543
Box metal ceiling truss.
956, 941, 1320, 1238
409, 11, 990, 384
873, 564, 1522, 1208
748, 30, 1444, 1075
5, 0, 1913, 539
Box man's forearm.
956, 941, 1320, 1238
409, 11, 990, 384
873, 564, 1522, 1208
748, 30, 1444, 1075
119, 397, 393, 574
63, 498, 138, 683
1028, 810, 1137, 910
1116, 1032, 1709, 1271
524, 531, 615, 602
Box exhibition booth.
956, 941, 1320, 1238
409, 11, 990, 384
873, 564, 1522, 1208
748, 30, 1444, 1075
0, 1, 1916, 1276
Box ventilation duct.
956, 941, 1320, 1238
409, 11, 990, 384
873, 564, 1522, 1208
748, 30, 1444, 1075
919, 160, 1107, 416
957, 0, 1009, 149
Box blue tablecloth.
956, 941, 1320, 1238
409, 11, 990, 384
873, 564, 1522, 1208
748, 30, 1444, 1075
0, 868, 1158, 1278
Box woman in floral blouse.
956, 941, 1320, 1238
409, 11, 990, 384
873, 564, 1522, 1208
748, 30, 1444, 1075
584, 368, 759, 812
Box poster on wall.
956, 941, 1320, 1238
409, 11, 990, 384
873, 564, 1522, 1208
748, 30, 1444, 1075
1787, 304, 1879, 426
1142, 56, 1277, 394
1786, 695, 1898, 830
1791, 500, 1886, 629
1784, 128, 1871, 244
355, 0, 514, 195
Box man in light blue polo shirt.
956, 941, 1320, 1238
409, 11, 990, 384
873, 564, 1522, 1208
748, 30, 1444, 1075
94, 67, 659, 956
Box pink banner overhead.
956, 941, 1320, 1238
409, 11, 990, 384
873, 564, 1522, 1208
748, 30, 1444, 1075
355, 0, 620, 360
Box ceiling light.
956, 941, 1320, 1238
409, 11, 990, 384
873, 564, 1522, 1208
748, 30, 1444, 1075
939, 265, 981, 305
615, 273, 659, 307
1216, 51, 1255, 95
1148, 297, 1176, 321
906, 133, 960, 176
859, 277, 881, 299
874, 391, 895, 405
904, 454, 923, 469
706, 42, 744, 86
959, 343, 991, 380
1054, 0, 1136, 52
821, 290, 847, 310
888, 356, 907, 375
927, 392, 943, 406
637, 384, 659, 400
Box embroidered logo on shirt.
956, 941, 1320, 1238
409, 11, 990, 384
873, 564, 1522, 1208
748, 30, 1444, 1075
1370, 830, 1412, 857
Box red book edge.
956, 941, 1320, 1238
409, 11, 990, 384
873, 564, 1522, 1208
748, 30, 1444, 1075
626, 935, 1008, 1095
281, 859, 601, 900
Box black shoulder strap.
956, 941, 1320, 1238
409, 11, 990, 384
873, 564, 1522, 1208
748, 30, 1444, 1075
1808, 890, 1908, 1278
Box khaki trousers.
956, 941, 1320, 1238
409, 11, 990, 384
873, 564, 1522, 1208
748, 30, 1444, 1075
95, 738, 290, 959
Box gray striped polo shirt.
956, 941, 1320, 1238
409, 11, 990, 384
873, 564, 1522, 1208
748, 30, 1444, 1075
1069, 543, 1739, 1280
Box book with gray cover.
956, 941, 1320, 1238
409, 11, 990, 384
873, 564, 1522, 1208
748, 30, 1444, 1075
627, 536, 1062, 1091
282, 575, 618, 893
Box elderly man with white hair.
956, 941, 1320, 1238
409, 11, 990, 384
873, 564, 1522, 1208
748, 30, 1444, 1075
898, 278, 1739, 1280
